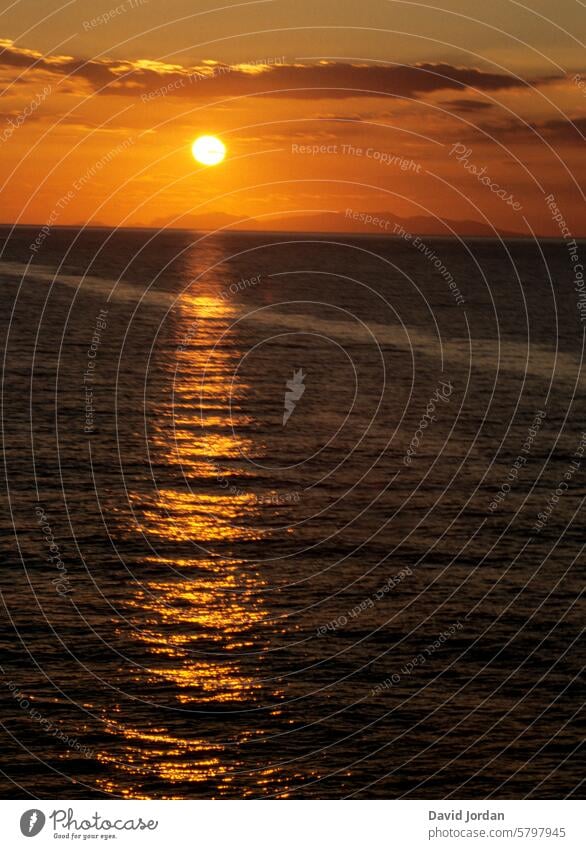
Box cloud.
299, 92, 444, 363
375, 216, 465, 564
538, 116, 586, 141
442, 99, 495, 113
313, 112, 368, 122
476, 116, 586, 143
0, 40, 564, 101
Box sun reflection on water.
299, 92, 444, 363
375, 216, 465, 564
95, 267, 288, 798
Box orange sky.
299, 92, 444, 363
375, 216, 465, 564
0, 1, 584, 236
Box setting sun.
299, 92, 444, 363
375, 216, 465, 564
191, 135, 226, 166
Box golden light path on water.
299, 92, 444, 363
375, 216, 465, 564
93, 277, 296, 798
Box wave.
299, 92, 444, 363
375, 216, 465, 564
2, 259, 582, 383
0, 260, 174, 307
244, 308, 583, 383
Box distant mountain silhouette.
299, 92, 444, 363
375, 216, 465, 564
151, 209, 524, 238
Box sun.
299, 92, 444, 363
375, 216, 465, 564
191, 135, 226, 166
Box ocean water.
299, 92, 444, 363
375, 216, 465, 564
0, 226, 583, 799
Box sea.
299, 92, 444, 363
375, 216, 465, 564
0, 226, 583, 798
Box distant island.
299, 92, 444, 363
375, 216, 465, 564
149, 210, 528, 239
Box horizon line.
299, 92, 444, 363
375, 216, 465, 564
2, 223, 583, 241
